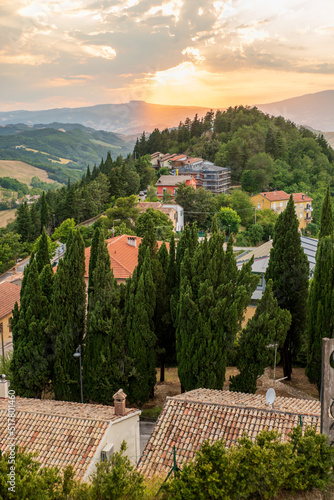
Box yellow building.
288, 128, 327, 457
251, 191, 313, 230
0, 282, 20, 355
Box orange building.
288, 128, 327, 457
84, 234, 168, 285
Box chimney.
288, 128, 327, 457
302, 194, 304, 200
127, 236, 137, 247
113, 389, 127, 416
0, 374, 9, 398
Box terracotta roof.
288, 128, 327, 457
160, 154, 177, 161
84, 234, 168, 281
171, 154, 188, 161
156, 175, 194, 186
151, 152, 162, 158
181, 157, 203, 165
0, 397, 139, 478
0, 282, 20, 319
292, 193, 313, 203
259, 191, 290, 201
138, 389, 320, 478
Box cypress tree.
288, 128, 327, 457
125, 248, 156, 405
156, 242, 175, 381
306, 189, 334, 389
319, 185, 333, 239
230, 280, 291, 393
88, 226, 101, 304
176, 217, 258, 391
83, 231, 125, 404
30, 203, 40, 240
265, 196, 309, 380
40, 191, 50, 233
51, 230, 86, 402
10, 259, 50, 398
36, 227, 51, 274
15, 201, 32, 243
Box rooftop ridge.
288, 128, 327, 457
168, 397, 320, 418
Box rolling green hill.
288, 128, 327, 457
0, 123, 135, 184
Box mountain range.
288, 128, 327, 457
257, 90, 334, 132
1, 90, 334, 136
0, 101, 212, 135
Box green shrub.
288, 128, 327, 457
162, 428, 334, 499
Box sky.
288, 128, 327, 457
1, 0, 334, 111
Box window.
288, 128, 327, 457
273, 202, 276, 209
257, 203, 260, 209
163, 187, 167, 193
300, 213, 303, 218
280, 202, 283, 207
300, 203, 303, 208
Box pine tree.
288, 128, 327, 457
230, 281, 291, 393
319, 185, 333, 239
176, 217, 258, 391
10, 259, 50, 398
51, 230, 86, 402
265, 196, 309, 379
125, 248, 156, 405
83, 231, 125, 404
36, 227, 51, 273
40, 191, 50, 233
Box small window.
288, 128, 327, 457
273, 202, 276, 209
280, 202, 283, 207
163, 187, 167, 192
300, 203, 303, 208
257, 203, 260, 209
295, 204, 297, 209
300, 213, 303, 218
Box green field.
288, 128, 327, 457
0, 160, 57, 187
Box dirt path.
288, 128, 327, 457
143, 366, 319, 410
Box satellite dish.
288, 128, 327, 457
266, 388, 276, 406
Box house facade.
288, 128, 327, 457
0, 282, 20, 355
251, 191, 313, 230
155, 175, 196, 199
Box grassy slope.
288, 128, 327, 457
0, 160, 57, 186
0, 208, 16, 227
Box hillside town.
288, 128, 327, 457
1, 111, 334, 498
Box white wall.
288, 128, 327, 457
84, 412, 141, 481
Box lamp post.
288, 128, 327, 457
228, 224, 231, 237
267, 343, 278, 382
73, 345, 83, 404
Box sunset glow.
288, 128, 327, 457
1, 0, 334, 110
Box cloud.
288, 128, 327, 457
1, 0, 334, 110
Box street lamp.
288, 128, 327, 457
228, 225, 231, 237
266, 343, 278, 382
73, 345, 83, 404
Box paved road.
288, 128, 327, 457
140, 421, 156, 455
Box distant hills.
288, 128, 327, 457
0, 123, 135, 184
0, 101, 212, 135
257, 90, 334, 132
